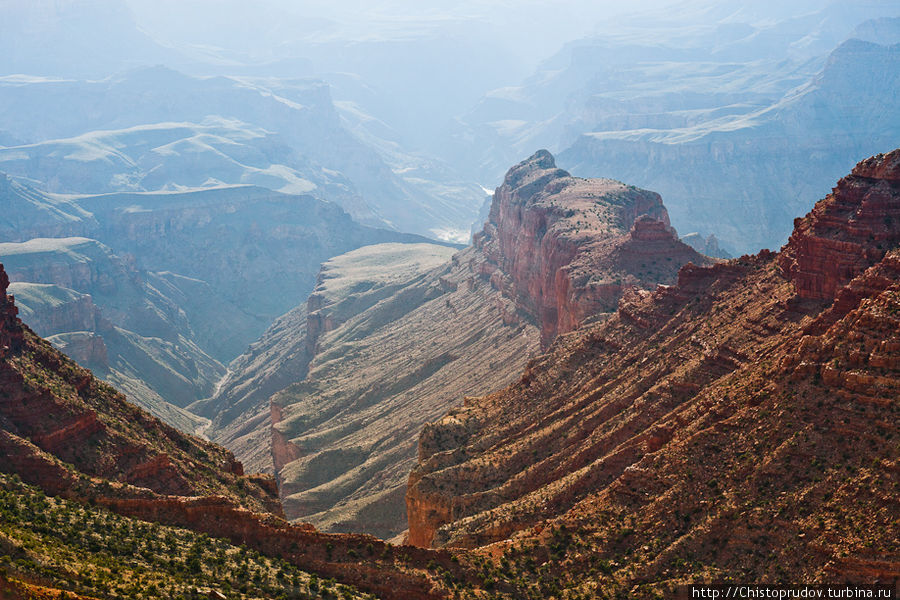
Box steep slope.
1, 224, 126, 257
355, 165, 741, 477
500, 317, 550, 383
269, 243, 540, 540
0, 261, 492, 600
406, 150, 900, 592
197, 243, 459, 475
0, 262, 277, 511
210, 151, 712, 540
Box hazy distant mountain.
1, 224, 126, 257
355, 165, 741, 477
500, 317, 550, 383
0, 173, 96, 239
0, 67, 484, 241
850, 16, 900, 45
449, 1, 899, 251
560, 39, 900, 252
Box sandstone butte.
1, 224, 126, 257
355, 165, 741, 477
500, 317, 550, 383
204, 149, 712, 540
406, 149, 900, 595
0, 265, 493, 600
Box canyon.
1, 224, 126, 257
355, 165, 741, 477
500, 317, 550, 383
206, 150, 712, 540
1, 148, 897, 598
0, 3, 897, 598
406, 150, 900, 593
0, 180, 439, 431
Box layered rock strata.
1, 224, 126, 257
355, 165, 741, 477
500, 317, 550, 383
779, 150, 900, 300
406, 150, 900, 589
475, 150, 712, 346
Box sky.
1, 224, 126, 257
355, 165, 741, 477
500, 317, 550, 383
123, 0, 677, 68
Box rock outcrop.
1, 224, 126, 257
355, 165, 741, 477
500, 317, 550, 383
779, 149, 900, 300
44, 331, 109, 372
476, 150, 713, 346
0, 266, 23, 358
8, 283, 99, 337
681, 231, 731, 258
405, 150, 900, 592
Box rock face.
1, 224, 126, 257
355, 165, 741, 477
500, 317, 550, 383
0, 266, 23, 358
405, 151, 900, 590
45, 332, 109, 372
475, 150, 713, 346
779, 149, 900, 300
208, 151, 710, 540
681, 232, 731, 258
8, 283, 98, 337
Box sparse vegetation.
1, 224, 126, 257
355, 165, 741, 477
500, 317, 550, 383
0, 473, 373, 600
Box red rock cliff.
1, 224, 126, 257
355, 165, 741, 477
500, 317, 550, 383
474, 150, 712, 346
779, 149, 900, 300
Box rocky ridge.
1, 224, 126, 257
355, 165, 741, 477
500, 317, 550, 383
779, 150, 900, 300
405, 150, 900, 591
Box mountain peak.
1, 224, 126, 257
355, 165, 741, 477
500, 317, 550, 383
525, 148, 557, 169
499, 149, 571, 196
